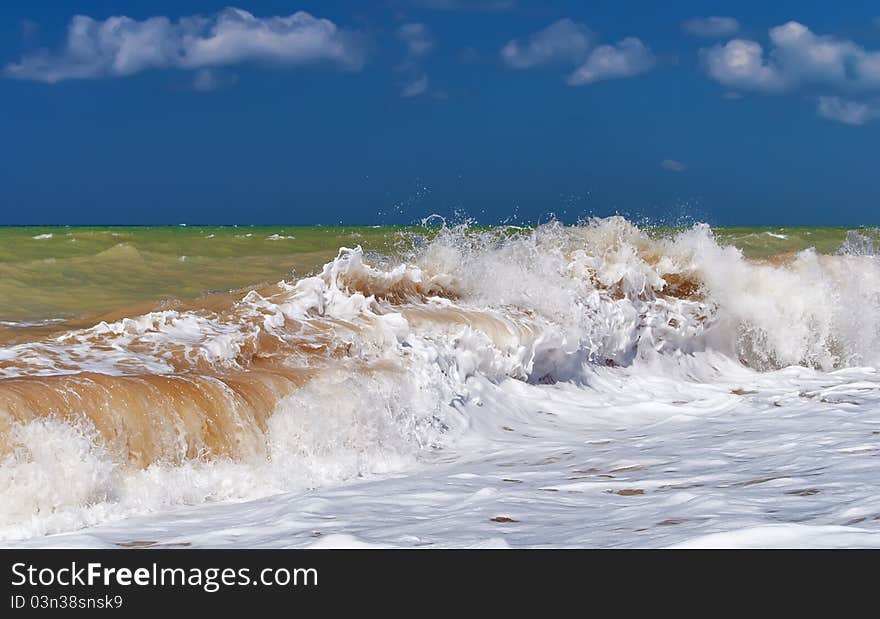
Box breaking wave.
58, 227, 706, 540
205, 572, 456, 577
2, 217, 879, 540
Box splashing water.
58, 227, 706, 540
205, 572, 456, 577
2, 217, 880, 546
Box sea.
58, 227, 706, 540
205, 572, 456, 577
2, 218, 880, 548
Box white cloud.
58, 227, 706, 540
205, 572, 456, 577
397, 22, 434, 58
701, 39, 787, 92
701, 21, 880, 125
500, 18, 591, 69
4, 8, 366, 83
400, 74, 429, 97
816, 96, 879, 125
660, 159, 687, 172
701, 21, 880, 93
566, 38, 655, 86
681, 16, 740, 38
396, 22, 434, 98
501, 19, 654, 86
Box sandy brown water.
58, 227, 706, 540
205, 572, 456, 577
0, 223, 875, 469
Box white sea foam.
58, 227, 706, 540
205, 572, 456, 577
3, 217, 880, 547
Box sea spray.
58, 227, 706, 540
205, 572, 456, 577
2, 217, 880, 540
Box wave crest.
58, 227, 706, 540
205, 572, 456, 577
2, 217, 879, 539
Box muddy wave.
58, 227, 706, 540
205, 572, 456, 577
2, 217, 879, 540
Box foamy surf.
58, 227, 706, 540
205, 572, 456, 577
2, 217, 880, 547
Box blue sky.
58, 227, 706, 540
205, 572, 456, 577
1, 1, 879, 225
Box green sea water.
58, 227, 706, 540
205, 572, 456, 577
0, 225, 873, 323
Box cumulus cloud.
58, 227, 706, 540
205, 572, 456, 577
816, 96, 879, 125
501, 19, 654, 86
701, 39, 787, 92
566, 37, 655, 85
660, 159, 687, 172
396, 22, 434, 98
681, 16, 740, 38
701, 21, 880, 93
3, 7, 366, 83
500, 18, 591, 69
700, 21, 880, 124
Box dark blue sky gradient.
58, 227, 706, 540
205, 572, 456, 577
1, 1, 879, 225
